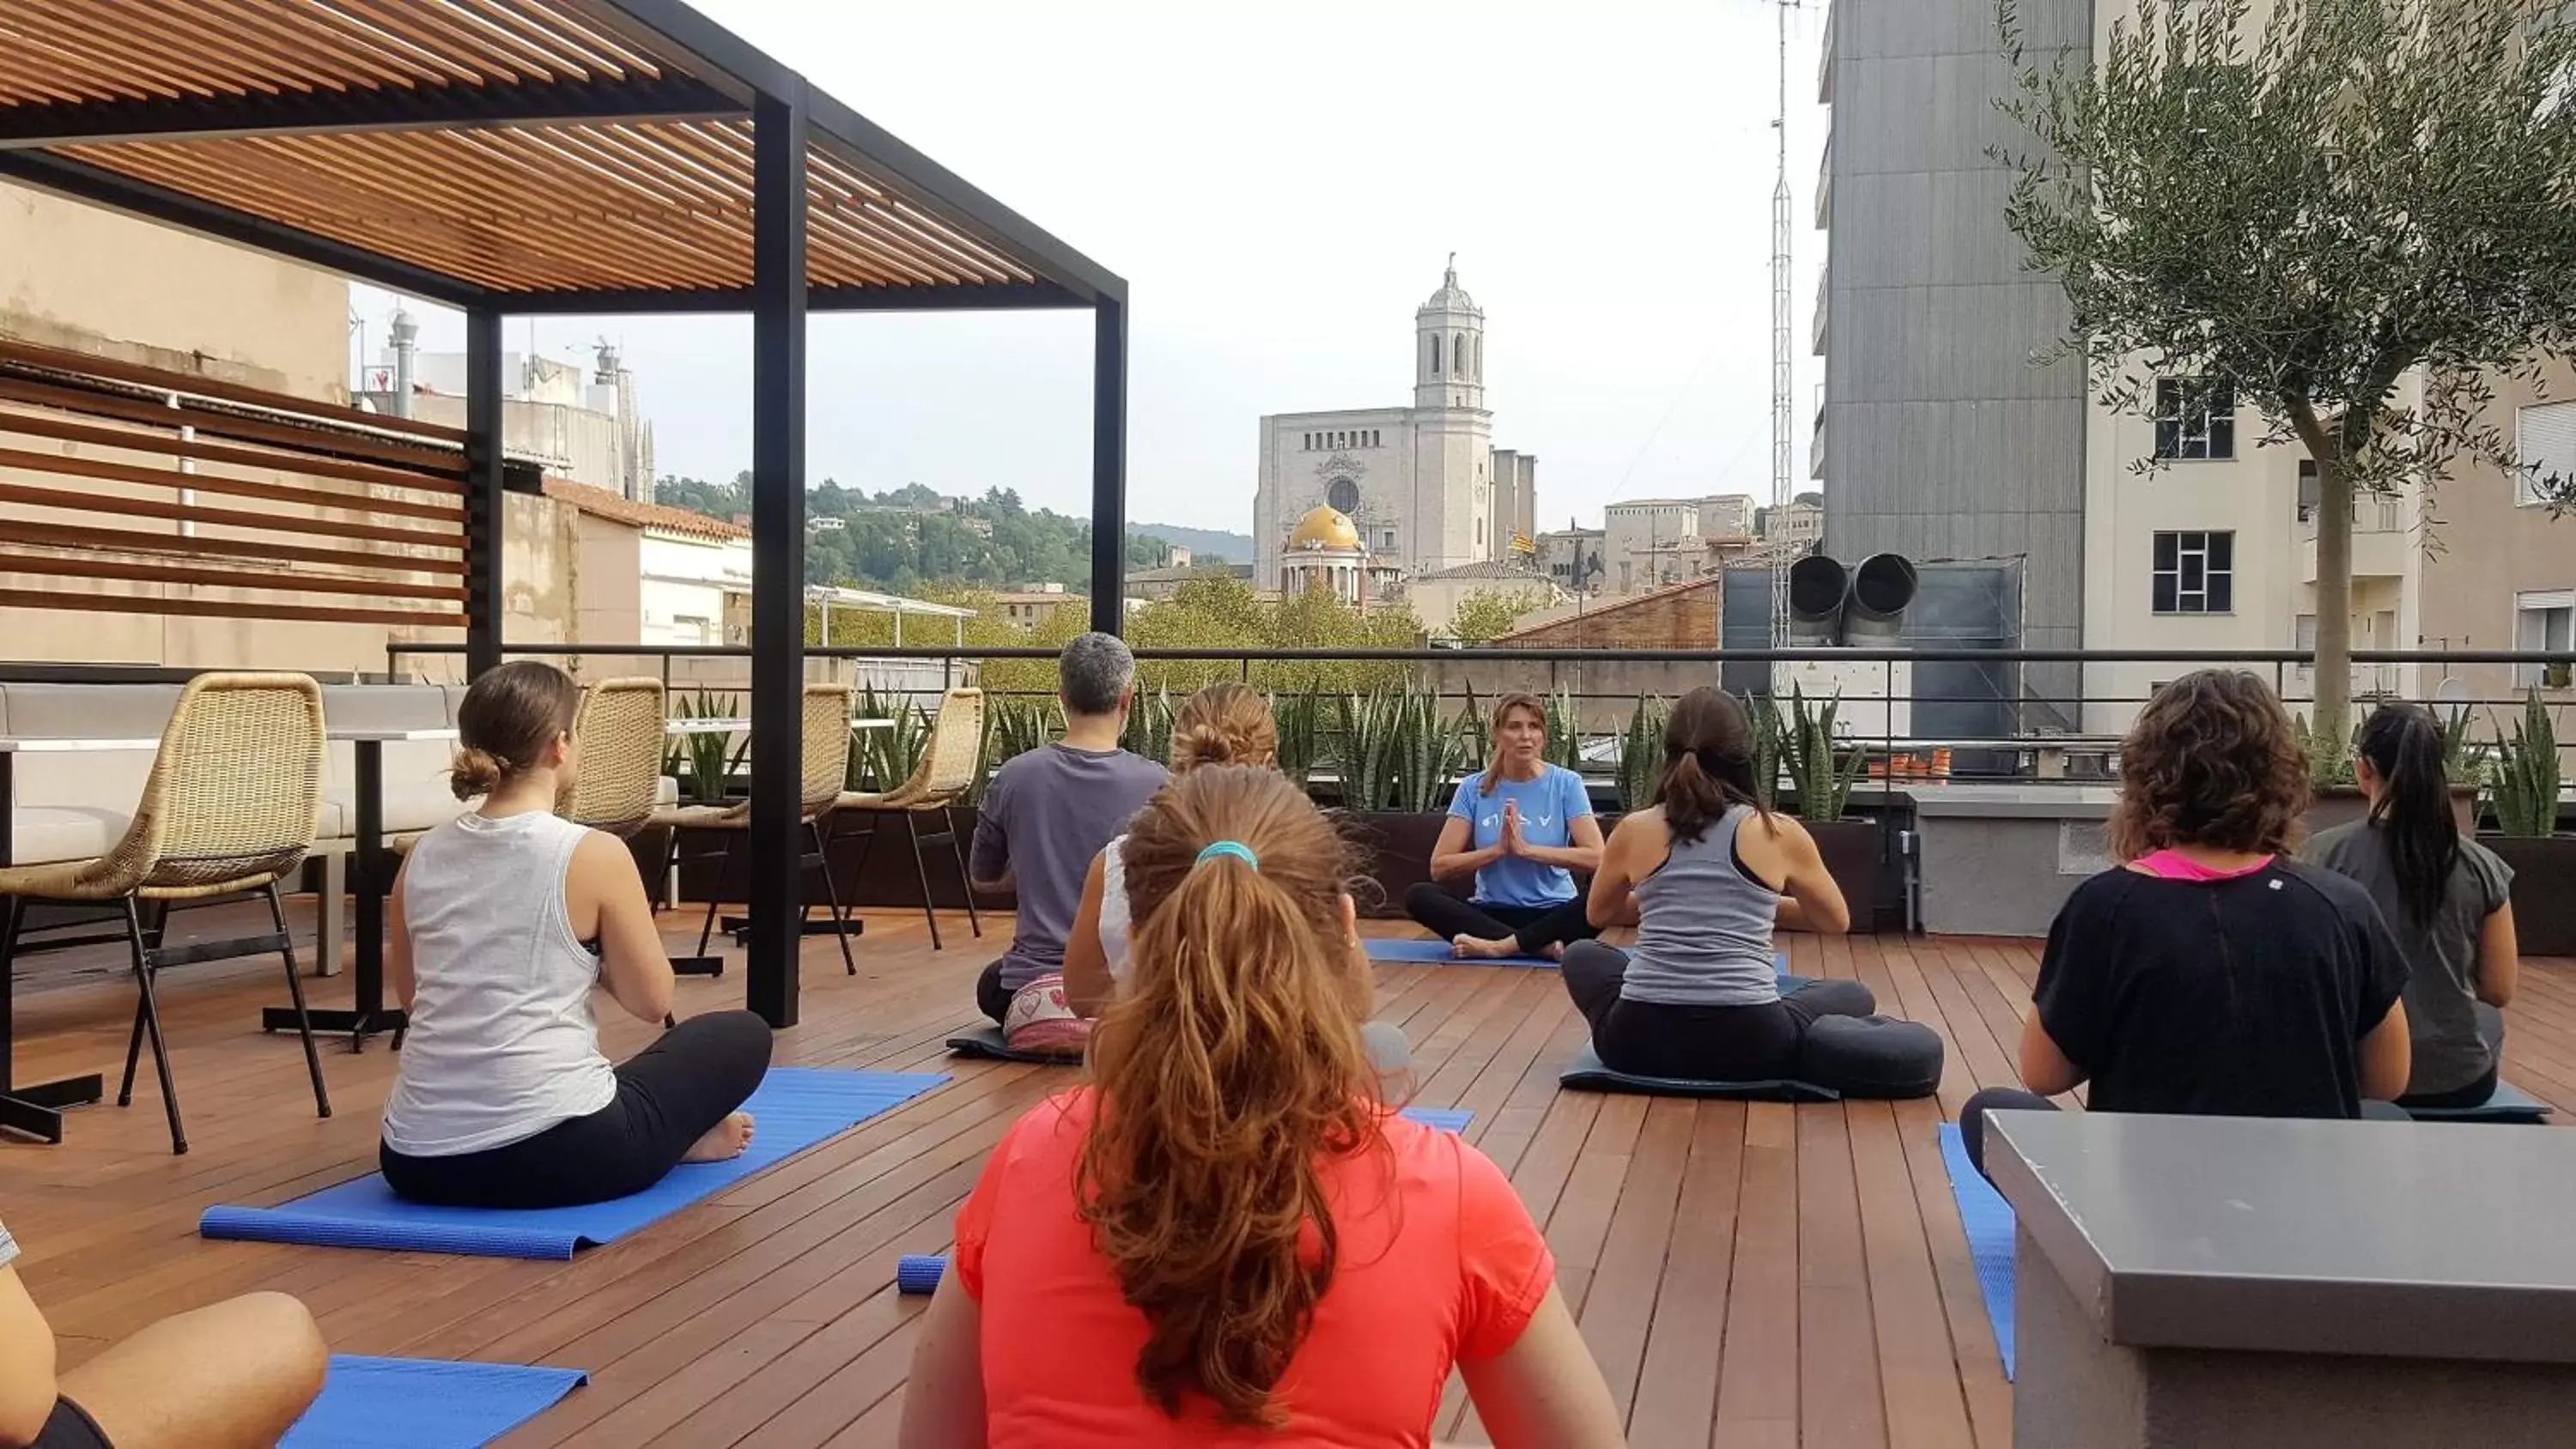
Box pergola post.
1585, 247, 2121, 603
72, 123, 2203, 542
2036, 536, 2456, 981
746, 80, 811, 1029
1089, 295, 1127, 636
464, 307, 505, 680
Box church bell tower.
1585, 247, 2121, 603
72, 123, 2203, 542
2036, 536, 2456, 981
1416, 255, 1485, 412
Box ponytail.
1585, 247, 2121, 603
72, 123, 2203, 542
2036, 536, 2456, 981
2356, 704, 2459, 926
1659, 687, 1765, 844
1080, 766, 1380, 1428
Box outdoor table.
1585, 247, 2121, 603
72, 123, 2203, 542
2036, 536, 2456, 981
0, 737, 155, 1142
1987, 1109, 2576, 1448
260, 725, 459, 1049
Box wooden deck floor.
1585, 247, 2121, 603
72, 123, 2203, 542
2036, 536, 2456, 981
6, 907, 2573, 1448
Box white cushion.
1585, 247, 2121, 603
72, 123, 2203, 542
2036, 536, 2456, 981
8, 805, 132, 866
322, 781, 468, 838
657, 775, 680, 807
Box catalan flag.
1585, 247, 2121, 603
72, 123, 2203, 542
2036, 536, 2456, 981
1510, 530, 1537, 556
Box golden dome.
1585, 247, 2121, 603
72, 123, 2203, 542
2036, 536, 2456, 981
1288, 506, 1362, 552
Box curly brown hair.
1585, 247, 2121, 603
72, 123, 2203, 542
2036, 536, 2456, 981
2106, 670, 2311, 861
1083, 766, 1382, 1428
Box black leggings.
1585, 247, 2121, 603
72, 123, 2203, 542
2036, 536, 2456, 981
380, 1010, 774, 1210
1403, 882, 1600, 956
1562, 939, 1874, 1080
2397, 1001, 2507, 1110
32, 1398, 110, 1449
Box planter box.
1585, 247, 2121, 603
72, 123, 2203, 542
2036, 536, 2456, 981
645, 808, 1014, 915
1805, 816, 1890, 936
2483, 834, 2576, 957
1336, 809, 1455, 919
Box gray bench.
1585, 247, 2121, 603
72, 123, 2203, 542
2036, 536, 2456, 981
1987, 1109, 2576, 1448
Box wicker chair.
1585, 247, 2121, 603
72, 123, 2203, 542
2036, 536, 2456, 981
830, 688, 985, 949
563, 677, 668, 838
652, 680, 858, 974
0, 673, 331, 1155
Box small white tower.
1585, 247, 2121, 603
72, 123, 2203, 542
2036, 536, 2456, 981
1415, 255, 1485, 412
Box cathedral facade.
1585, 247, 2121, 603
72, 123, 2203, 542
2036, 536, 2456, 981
1253, 262, 1538, 597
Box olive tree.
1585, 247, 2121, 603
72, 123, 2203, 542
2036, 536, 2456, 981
1996, 0, 2576, 738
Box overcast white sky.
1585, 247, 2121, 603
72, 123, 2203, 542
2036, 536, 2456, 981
358, 0, 1827, 536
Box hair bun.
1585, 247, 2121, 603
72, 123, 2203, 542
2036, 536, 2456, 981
449, 746, 505, 801
1176, 722, 1235, 765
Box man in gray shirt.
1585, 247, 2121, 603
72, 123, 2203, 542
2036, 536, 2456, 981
969, 632, 1169, 1022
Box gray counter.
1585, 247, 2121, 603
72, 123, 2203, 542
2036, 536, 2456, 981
1989, 1110, 2576, 1447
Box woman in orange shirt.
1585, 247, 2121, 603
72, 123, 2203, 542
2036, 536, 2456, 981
899, 765, 1623, 1448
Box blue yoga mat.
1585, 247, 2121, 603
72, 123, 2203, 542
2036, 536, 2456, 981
1365, 937, 1555, 967
1401, 1106, 1473, 1132
202, 1068, 947, 1260
283, 1355, 586, 1448
1936, 1123, 2017, 1379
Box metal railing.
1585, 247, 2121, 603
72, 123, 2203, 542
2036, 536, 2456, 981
385, 640, 2576, 800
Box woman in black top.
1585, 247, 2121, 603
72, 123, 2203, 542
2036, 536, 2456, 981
1958, 671, 2415, 1177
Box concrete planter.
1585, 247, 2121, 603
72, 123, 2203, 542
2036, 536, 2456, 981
2484, 834, 2576, 957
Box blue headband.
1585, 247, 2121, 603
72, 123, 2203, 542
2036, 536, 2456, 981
1194, 840, 1260, 871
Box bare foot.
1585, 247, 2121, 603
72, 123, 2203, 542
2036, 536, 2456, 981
1452, 934, 1522, 960
1541, 942, 1566, 962
683, 1111, 755, 1163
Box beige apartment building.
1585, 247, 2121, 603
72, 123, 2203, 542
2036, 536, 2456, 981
0, 180, 680, 679
2420, 361, 2576, 710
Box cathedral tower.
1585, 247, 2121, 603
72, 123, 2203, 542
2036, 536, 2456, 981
1415, 255, 1485, 411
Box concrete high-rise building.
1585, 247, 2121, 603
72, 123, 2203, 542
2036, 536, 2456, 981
1814, 0, 2093, 712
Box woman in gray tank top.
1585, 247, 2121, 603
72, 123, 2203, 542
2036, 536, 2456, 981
1563, 688, 1943, 1096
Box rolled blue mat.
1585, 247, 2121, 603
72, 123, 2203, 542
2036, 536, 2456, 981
897, 1252, 948, 1294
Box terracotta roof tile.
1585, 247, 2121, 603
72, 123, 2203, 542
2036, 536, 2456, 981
542, 478, 749, 542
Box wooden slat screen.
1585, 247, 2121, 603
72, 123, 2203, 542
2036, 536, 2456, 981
0, 337, 471, 629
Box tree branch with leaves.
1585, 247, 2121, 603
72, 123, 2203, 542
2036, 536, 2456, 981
1995, 0, 2576, 739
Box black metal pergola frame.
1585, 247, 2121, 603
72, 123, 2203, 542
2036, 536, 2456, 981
0, 0, 1129, 1028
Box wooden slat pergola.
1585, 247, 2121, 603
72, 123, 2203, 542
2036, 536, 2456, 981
0, 0, 1129, 1028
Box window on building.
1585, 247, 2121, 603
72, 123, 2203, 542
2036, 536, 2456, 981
1327, 477, 1360, 514
1455, 333, 1467, 379
2518, 401, 2576, 507
1473, 336, 1482, 381
2154, 379, 2236, 460
2151, 530, 2233, 614
1431, 335, 1442, 377
2293, 614, 2318, 681
2518, 590, 2574, 688
2297, 459, 2318, 522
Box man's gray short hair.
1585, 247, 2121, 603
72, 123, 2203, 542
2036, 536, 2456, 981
1058, 632, 1135, 718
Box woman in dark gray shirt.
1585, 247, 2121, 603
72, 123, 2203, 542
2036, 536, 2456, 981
2309, 704, 2520, 1108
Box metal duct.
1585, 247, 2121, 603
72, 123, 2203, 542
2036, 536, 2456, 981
1845, 553, 1919, 643
1786, 555, 1850, 646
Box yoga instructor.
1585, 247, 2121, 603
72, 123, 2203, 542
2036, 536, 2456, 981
1404, 693, 1604, 961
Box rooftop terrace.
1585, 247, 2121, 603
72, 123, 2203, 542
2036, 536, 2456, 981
7, 902, 2572, 1446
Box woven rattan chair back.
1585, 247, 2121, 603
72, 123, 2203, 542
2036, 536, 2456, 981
915, 688, 986, 804
564, 677, 666, 837
801, 680, 856, 816
112, 673, 325, 899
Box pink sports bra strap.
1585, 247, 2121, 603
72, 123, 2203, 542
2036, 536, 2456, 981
2132, 848, 2275, 882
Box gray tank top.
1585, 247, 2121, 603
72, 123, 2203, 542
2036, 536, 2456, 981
1621, 803, 1783, 1007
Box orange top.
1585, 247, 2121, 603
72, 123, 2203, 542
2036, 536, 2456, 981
954, 1089, 1555, 1447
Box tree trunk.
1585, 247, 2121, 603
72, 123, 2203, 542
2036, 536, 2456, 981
2313, 454, 2355, 746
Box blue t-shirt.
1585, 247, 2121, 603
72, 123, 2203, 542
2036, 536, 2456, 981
1448, 765, 1593, 908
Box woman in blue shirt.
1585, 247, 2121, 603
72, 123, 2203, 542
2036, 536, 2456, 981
1405, 693, 1606, 960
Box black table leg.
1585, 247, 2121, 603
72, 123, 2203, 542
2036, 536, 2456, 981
2, 883, 106, 1145
263, 739, 406, 1048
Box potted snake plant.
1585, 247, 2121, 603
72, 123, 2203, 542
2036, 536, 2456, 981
2480, 690, 2572, 955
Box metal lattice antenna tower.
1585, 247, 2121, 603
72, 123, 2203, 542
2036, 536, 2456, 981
1768, 0, 1798, 648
